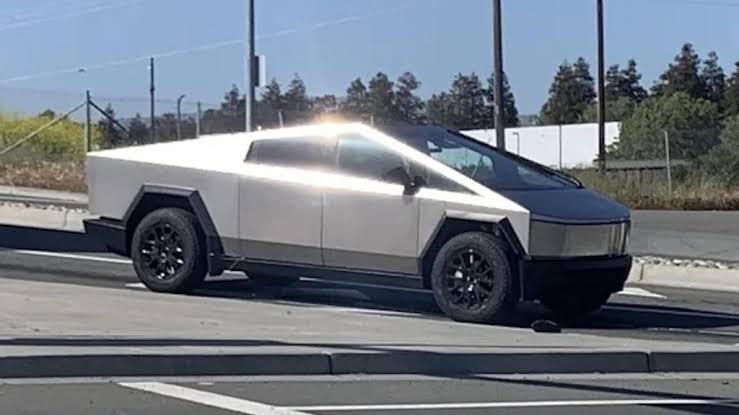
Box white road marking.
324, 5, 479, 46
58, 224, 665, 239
617, 287, 667, 299
118, 382, 311, 415
10, 249, 132, 264
311, 306, 424, 318
125, 282, 146, 289
290, 398, 739, 411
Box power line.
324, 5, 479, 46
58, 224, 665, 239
0, 5, 409, 84
0, 0, 149, 32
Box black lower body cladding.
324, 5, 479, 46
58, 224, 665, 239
519, 255, 632, 301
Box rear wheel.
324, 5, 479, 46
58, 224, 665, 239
431, 232, 515, 323
539, 289, 611, 316
131, 208, 207, 293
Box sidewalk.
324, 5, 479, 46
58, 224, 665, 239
1, 277, 738, 377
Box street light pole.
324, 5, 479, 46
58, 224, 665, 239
150, 57, 156, 143
596, 0, 606, 173
176, 94, 186, 141
245, 0, 255, 132
492, 0, 506, 150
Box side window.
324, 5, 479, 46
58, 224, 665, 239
427, 140, 497, 184
408, 161, 473, 194
246, 136, 334, 170
336, 134, 408, 184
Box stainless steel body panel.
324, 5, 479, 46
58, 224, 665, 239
86, 155, 240, 256
238, 171, 323, 265
322, 181, 420, 274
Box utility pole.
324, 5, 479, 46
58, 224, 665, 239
150, 57, 156, 142
596, 0, 606, 173
176, 94, 186, 141
196, 101, 202, 138
245, 0, 255, 132
492, 0, 505, 150
85, 90, 91, 152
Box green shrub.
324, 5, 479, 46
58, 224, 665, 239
0, 114, 86, 162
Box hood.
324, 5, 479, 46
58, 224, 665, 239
497, 188, 630, 224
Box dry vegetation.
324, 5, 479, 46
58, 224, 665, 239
0, 161, 87, 193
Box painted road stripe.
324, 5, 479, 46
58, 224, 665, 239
617, 287, 667, 299
290, 398, 739, 411
118, 382, 311, 415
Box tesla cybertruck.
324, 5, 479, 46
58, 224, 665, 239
84, 123, 631, 322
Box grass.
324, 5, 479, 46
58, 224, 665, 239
0, 160, 87, 193
571, 168, 739, 210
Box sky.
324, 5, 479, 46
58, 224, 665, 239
2, 0, 739, 116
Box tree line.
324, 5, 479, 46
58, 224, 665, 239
96, 41, 739, 185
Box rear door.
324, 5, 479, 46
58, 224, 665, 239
321, 133, 420, 275
238, 136, 334, 265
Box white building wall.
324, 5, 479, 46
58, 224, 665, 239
463, 122, 621, 169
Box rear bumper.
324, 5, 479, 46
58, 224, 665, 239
520, 255, 632, 301
83, 218, 128, 256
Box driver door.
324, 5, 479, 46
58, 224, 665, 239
321, 133, 420, 275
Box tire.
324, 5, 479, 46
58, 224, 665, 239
131, 208, 207, 293
430, 232, 515, 323
540, 290, 611, 317
245, 272, 299, 287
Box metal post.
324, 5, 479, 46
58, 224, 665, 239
245, 0, 255, 132
278, 110, 284, 128
513, 132, 520, 155
176, 94, 186, 141
149, 57, 156, 142
664, 130, 672, 194
492, 0, 505, 150
85, 90, 91, 152
596, 0, 606, 173
196, 101, 202, 138
558, 124, 563, 169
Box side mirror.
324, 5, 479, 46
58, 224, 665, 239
383, 167, 424, 196
406, 175, 427, 196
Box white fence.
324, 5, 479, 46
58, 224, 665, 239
463, 122, 621, 169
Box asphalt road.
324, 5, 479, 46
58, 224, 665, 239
2, 224, 739, 345
630, 210, 739, 261
2, 374, 739, 414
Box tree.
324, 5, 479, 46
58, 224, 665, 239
610, 92, 720, 160
723, 62, 739, 117
440, 73, 488, 129
581, 96, 637, 123
426, 92, 454, 126
367, 72, 396, 123
341, 78, 371, 120
261, 78, 284, 112
605, 59, 647, 103
394, 72, 425, 123
312, 95, 338, 113
702, 51, 725, 108
485, 72, 519, 127
652, 43, 706, 100
38, 109, 56, 119
127, 113, 149, 144
284, 74, 310, 113
700, 114, 739, 185
98, 104, 124, 149
539, 58, 596, 125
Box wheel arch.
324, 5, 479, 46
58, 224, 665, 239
418, 214, 526, 295
122, 185, 225, 275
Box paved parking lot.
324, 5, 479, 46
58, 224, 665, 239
2, 374, 739, 414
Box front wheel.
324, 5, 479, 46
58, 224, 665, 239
131, 208, 207, 293
539, 290, 611, 317
430, 232, 515, 323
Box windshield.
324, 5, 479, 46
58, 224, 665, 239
392, 127, 579, 191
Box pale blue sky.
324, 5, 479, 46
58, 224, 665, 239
2, 0, 739, 115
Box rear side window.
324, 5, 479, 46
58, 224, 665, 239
246, 137, 335, 170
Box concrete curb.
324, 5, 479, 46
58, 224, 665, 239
628, 263, 739, 293
0, 204, 91, 232
3, 350, 739, 378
